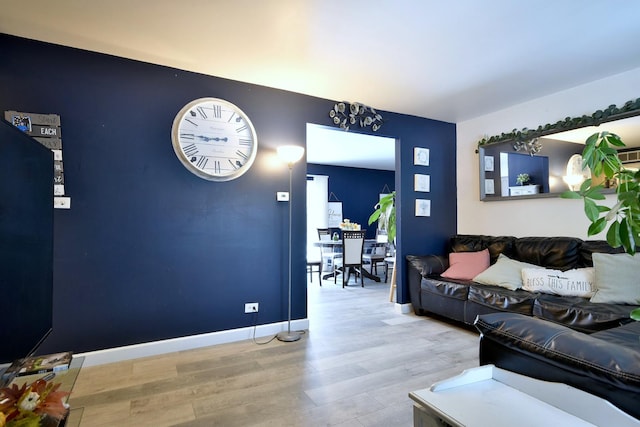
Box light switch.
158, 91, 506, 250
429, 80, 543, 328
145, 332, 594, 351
276, 192, 289, 201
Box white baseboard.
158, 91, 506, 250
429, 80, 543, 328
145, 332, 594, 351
395, 303, 412, 314
76, 318, 309, 367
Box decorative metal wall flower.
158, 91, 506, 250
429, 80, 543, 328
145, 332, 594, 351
329, 102, 384, 132
513, 138, 542, 156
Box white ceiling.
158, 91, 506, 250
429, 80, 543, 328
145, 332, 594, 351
2, 1, 640, 169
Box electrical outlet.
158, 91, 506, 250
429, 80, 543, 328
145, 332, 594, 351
244, 302, 259, 313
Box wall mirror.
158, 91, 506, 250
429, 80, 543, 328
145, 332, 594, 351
478, 98, 640, 201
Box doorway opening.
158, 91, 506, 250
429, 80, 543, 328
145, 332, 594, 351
305, 123, 397, 298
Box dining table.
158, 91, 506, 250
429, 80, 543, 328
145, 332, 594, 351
313, 239, 386, 282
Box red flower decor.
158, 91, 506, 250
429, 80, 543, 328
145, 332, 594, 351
0, 378, 69, 425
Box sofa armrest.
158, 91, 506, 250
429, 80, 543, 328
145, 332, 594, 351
405, 255, 448, 314
474, 312, 640, 419
406, 254, 448, 277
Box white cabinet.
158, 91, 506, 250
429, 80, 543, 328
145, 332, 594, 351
509, 184, 540, 196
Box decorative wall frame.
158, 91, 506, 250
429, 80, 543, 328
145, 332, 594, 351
483, 155, 494, 172
484, 179, 495, 195
327, 192, 342, 228
414, 147, 429, 166
414, 174, 430, 192
5, 110, 71, 209
415, 199, 431, 217
477, 98, 640, 201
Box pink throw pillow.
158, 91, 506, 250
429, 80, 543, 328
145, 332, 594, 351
441, 249, 490, 280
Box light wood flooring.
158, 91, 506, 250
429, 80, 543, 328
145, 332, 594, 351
69, 273, 479, 426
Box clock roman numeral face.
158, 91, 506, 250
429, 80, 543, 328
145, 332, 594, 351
171, 98, 258, 181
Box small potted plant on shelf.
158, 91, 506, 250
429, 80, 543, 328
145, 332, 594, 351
561, 131, 640, 320
516, 173, 531, 186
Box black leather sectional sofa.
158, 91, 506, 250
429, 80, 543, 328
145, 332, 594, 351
406, 234, 638, 332
407, 234, 640, 419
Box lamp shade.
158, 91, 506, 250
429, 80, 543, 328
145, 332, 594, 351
277, 145, 305, 164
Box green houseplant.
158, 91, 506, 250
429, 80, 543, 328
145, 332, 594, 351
368, 191, 396, 242
516, 173, 531, 186
561, 131, 640, 320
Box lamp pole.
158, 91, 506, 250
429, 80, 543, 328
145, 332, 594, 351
276, 146, 305, 342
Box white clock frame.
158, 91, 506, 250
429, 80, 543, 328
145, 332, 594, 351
171, 97, 258, 181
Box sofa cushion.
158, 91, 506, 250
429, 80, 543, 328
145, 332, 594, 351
450, 235, 515, 264
521, 267, 595, 298
591, 321, 640, 349
473, 254, 538, 290
468, 284, 537, 314
441, 249, 490, 280
532, 294, 637, 333
590, 252, 640, 304
513, 237, 581, 270
579, 240, 626, 267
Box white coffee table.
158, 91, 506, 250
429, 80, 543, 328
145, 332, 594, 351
409, 365, 639, 427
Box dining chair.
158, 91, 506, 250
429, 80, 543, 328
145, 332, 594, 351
306, 258, 322, 284
307, 237, 323, 284
363, 231, 388, 276
317, 228, 341, 279
317, 228, 331, 240
334, 230, 366, 288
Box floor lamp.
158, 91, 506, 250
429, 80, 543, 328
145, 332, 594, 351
276, 145, 305, 342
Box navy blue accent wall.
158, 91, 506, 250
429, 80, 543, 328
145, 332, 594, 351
394, 116, 457, 303
0, 33, 456, 355
306, 164, 394, 239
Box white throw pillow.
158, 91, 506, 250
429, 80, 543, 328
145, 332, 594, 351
521, 267, 595, 297
590, 252, 640, 304
472, 254, 539, 290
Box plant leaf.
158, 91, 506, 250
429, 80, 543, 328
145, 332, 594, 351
604, 132, 626, 147
606, 221, 621, 248
368, 210, 381, 225
619, 217, 636, 255
584, 187, 606, 200
580, 178, 593, 193
584, 132, 599, 146
560, 190, 582, 199
587, 217, 607, 236
583, 198, 600, 222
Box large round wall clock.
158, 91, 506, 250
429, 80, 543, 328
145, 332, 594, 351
171, 97, 258, 181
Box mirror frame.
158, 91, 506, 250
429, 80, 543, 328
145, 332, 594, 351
478, 97, 640, 201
